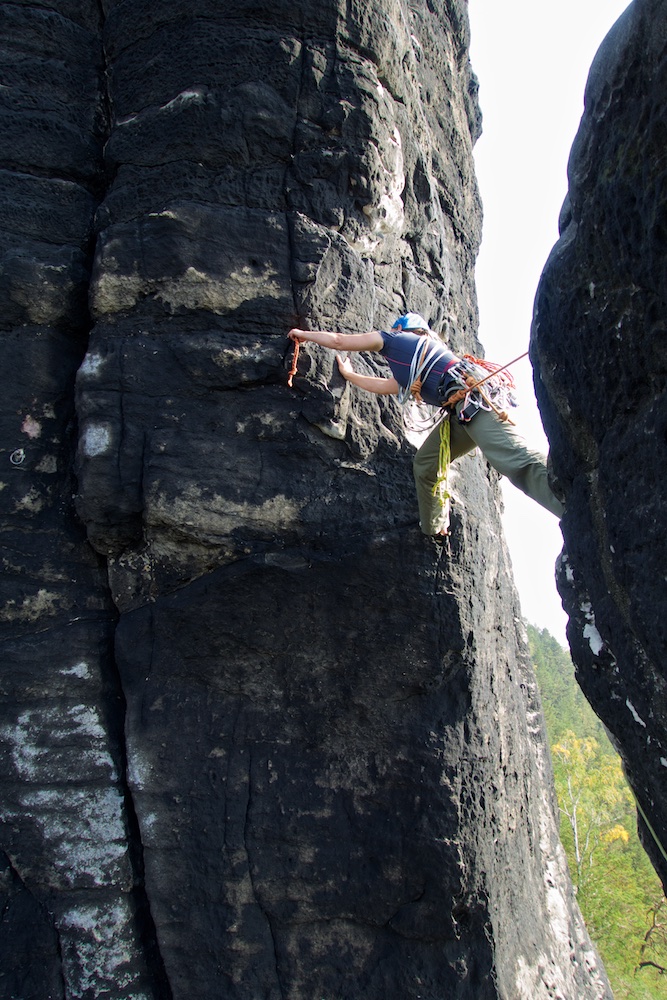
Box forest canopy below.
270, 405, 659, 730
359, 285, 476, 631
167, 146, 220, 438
528, 625, 666, 999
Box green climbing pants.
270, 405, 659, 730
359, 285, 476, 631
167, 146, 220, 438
413, 407, 564, 535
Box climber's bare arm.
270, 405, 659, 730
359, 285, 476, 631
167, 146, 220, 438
288, 327, 384, 352
336, 353, 399, 396
287, 328, 397, 394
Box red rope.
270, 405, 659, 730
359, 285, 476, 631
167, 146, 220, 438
462, 353, 519, 389
287, 339, 301, 387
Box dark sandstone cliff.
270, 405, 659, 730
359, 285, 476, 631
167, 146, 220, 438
0, 2, 610, 998
532, 0, 667, 893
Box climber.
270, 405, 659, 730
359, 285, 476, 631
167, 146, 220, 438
288, 313, 564, 535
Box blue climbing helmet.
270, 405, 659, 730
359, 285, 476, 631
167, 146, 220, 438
392, 312, 430, 332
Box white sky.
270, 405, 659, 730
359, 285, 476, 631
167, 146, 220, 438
467, 0, 631, 645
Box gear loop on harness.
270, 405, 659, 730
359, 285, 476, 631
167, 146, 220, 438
439, 353, 520, 426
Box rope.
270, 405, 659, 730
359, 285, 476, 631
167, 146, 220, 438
406, 340, 429, 402
464, 376, 515, 425
461, 350, 527, 393
442, 351, 527, 426
287, 338, 301, 387
432, 416, 451, 506
399, 336, 443, 405
403, 400, 443, 434
634, 794, 667, 868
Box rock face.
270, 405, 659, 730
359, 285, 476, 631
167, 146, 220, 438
0, 2, 610, 998
532, 0, 667, 892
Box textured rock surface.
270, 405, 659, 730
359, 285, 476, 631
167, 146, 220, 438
532, 0, 667, 892
0, 1, 610, 997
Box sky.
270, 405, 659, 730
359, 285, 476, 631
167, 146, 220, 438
467, 0, 632, 645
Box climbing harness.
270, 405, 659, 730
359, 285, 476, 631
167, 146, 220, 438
460, 350, 525, 423
427, 349, 524, 511
438, 353, 522, 426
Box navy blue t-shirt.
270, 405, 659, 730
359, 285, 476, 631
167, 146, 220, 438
379, 330, 459, 406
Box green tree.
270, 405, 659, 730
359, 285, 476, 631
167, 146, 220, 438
638, 898, 667, 976
528, 625, 607, 744
528, 623, 667, 998
552, 730, 633, 894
